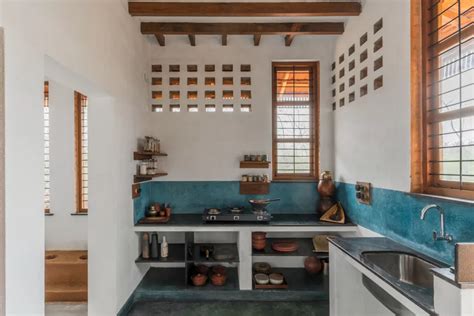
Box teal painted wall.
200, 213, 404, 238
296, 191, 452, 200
134, 181, 319, 223
336, 182, 474, 265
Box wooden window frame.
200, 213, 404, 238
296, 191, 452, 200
74, 91, 88, 213
411, 0, 474, 200
272, 61, 320, 182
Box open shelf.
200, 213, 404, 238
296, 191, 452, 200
240, 161, 270, 168
135, 244, 185, 263
187, 243, 239, 263
137, 268, 186, 291
134, 151, 168, 160
134, 173, 168, 183
253, 268, 329, 293
252, 238, 328, 259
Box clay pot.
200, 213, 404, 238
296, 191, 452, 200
254, 262, 272, 274
304, 256, 323, 274
195, 264, 209, 275
210, 273, 227, 286
211, 265, 227, 276
252, 232, 267, 251
318, 171, 336, 197
191, 273, 208, 286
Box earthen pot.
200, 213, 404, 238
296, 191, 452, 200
195, 264, 209, 275
304, 256, 323, 274
210, 273, 227, 286
191, 273, 208, 286
317, 171, 336, 197
252, 232, 267, 250
211, 265, 227, 276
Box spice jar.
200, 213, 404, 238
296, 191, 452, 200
139, 162, 148, 175
241, 175, 248, 182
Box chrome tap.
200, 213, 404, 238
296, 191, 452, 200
420, 204, 453, 242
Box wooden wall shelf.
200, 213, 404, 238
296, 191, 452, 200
240, 161, 270, 168
134, 151, 168, 160
134, 173, 168, 183
240, 181, 270, 195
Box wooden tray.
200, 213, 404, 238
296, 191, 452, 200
138, 216, 170, 224
254, 278, 288, 289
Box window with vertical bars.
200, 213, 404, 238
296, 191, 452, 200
421, 0, 474, 199
272, 62, 319, 181
44, 82, 50, 213
75, 92, 88, 212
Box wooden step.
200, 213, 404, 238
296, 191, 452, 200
45, 284, 87, 302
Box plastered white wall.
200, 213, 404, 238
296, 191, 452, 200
333, 0, 411, 191
3, 0, 150, 315
45, 80, 87, 250
148, 35, 337, 180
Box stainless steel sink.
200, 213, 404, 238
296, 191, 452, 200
361, 251, 440, 290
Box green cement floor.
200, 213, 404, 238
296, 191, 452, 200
127, 300, 329, 316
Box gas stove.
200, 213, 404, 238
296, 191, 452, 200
203, 207, 272, 223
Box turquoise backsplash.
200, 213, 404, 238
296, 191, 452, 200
336, 182, 474, 265
134, 181, 319, 223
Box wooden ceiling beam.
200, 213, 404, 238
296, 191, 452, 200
155, 34, 165, 46
285, 34, 295, 47
141, 22, 344, 35
254, 34, 261, 46
188, 34, 196, 46
129, 2, 361, 17
222, 34, 227, 46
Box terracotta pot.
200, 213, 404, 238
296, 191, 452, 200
210, 273, 227, 286
304, 256, 323, 274
252, 239, 266, 251
318, 198, 335, 215
271, 241, 299, 253
191, 273, 208, 286
211, 265, 227, 276
252, 232, 266, 240
317, 171, 336, 197
195, 264, 209, 275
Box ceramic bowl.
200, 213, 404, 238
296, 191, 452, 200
269, 273, 284, 285
253, 262, 272, 274
254, 273, 269, 285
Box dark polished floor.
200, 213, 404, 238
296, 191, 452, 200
127, 301, 329, 316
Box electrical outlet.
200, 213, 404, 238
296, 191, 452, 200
355, 182, 371, 205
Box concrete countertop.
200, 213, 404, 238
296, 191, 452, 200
328, 237, 449, 315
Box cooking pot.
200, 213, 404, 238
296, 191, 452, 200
248, 199, 280, 213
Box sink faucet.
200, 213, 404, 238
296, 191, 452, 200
420, 204, 453, 242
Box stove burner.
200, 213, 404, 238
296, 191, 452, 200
230, 207, 243, 213
207, 208, 221, 215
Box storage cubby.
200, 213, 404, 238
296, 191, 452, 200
241, 104, 251, 112
187, 65, 198, 72
240, 64, 251, 72
332, 89, 336, 97
170, 104, 181, 112
331, 62, 336, 71
223, 104, 234, 112
339, 68, 345, 79
332, 102, 336, 111
349, 60, 355, 71
374, 37, 383, 53
360, 33, 368, 46
151, 104, 163, 112
339, 98, 345, 107
187, 91, 198, 100
205, 77, 216, 86
223, 90, 234, 100
152, 65, 162, 72
360, 84, 368, 97
241, 90, 252, 100
360, 50, 368, 63
349, 44, 355, 56
349, 76, 355, 87
241, 77, 251, 86
222, 64, 233, 72
360, 67, 368, 80
152, 78, 162, 85
170, 91, 180, 100
223, 77, 233, 85
205, 104, 216, 112
339, 54, 344, 64
349, 92, 355, 103
331, 75, 336, 84
187, 104, 198, 112
169, 65, 180, 72
187, 77, 198, 85
205, 65, 215, 72
339, 83, 345, 93
205, 91, 216, 100
152, 91, 162, 100
374, 18, 383, 34
170, 77, 180, 86
374, 56, 383, 71
374, 76, 383, 90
